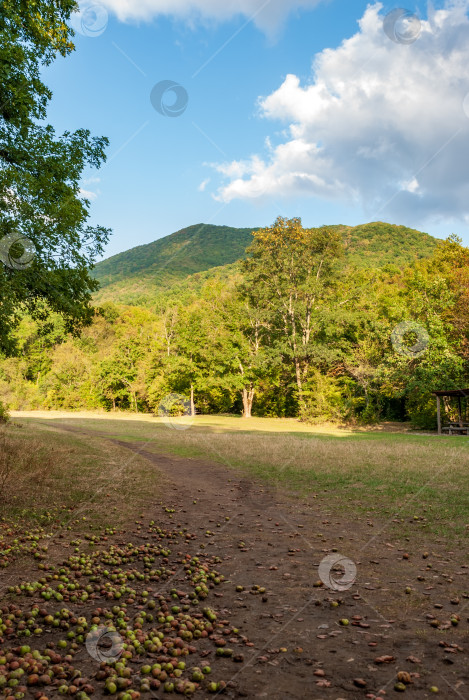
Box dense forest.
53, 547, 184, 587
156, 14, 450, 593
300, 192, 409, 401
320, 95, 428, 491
91, 221, 437, 306
1, 217, 468, 429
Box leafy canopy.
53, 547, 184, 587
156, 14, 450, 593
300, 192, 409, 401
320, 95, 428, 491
0, 0, 110, 353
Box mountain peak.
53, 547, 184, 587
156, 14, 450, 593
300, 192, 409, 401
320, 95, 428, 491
92, 222, 439, 306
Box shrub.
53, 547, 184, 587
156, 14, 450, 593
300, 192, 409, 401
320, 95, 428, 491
301, 371, 347, 423
0, 401, 9, 424
406, 392, 438, 430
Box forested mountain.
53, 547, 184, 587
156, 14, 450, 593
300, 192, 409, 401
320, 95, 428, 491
340, 222, 437, 267
92, 224, 255, 304
92, 222, 438, 305
3, 217, 466, 430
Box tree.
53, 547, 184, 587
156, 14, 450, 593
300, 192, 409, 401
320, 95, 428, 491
99, 343, 141, 412
393, 243, 469, 427
233, 302, 261, 419
0, 0, 110, 353
155, 278, 264, 417
242, 217, 343, 412
43, 342, 93, 409
217, 288, 268, 418
165, 294, 229, 415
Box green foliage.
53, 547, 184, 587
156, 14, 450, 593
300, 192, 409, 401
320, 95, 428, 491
92, 225, 255, 305
91, 221, 438, 306
341, 221, 436, 268
1, 217, 468, 433
0, 399, 9, 423
0, 0, 110, 354
0, 0, 76, 130
242, 217, 345, 414
300, 370, 347, 423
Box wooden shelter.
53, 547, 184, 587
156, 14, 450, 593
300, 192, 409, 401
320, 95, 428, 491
433, 389, 469, 435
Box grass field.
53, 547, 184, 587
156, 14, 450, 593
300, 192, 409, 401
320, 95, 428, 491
10, 412, 469, 541
0, 418, 159, 529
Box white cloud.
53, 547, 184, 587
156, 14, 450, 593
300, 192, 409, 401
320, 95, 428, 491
215, 1, 469, 225
79, 188, 98, 201
99, 0, 323, 33
198, 178, 210, 192
82, 176, 101, 185
402, 177, 420, 194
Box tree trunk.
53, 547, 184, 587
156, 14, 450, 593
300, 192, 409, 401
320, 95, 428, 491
290, 301, 305, 411
242, 385, 255, 418
190, 384, 195, 417
294, 357, 304, 409
112, 398, 116, 411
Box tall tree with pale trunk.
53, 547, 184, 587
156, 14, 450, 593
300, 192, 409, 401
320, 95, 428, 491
242, 217, 343, 412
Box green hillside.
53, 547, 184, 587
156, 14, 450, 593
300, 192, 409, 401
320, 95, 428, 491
340, 222, 438, 268
92, 221, 439, 305
92, 224, 254, 304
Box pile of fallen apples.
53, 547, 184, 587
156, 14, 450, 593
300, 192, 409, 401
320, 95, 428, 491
0, 508, 94, 571
0, 514, 251, 698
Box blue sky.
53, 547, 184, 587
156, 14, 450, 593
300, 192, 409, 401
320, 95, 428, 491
44, 0, 469, 258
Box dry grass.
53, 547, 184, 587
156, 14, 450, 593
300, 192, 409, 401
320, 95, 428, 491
0, 422, 161, 527
176, 430, 469, 540
10, 414, 469, 540
9, 410, 360, 435
0, 427, 68, 510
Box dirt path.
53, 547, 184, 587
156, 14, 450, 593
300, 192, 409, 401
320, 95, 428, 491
33, 422, 467, 700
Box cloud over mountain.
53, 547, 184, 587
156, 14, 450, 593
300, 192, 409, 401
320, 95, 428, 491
215, 2, 469, 226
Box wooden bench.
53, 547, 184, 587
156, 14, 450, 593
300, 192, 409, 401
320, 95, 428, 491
442, 425, 469, 435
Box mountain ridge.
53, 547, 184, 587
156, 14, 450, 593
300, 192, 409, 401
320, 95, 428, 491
92, 221, 440, 305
